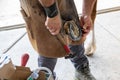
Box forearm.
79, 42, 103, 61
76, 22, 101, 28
38, 0, 61, 35
39, 0, 55, 7
82, 0, 96, 16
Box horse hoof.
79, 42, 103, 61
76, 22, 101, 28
85, 43, 96, 56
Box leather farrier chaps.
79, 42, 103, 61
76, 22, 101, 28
19, 0, 97, 58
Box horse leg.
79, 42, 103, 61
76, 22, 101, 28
85, 25, 96, 56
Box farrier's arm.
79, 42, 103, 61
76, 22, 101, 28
38, 0, 61, 35
82, 0, 96, 16
39, 0, 55, 7
80, 0, 96, 37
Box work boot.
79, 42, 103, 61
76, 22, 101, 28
75, 63, 96, 80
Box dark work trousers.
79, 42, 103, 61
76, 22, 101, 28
38, 43, 89, 72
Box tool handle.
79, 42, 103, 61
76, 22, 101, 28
21, 53, 29, 66
57, 34, 71, 53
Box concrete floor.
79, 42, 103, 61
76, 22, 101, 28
0, 0, 120, 80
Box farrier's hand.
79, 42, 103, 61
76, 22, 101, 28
79, 15, 93, 37
45, 14, 62, 35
